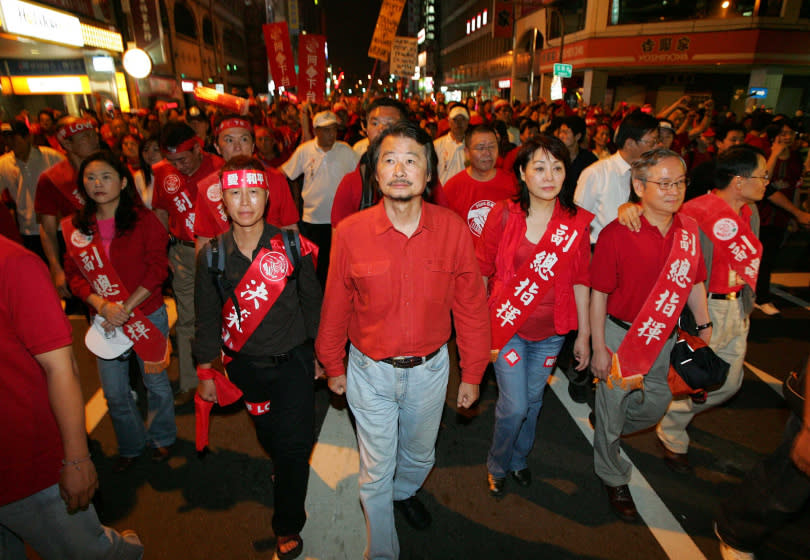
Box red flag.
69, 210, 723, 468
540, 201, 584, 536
297, 34, 326, 104
263, 22, 297, 89
492, 2, 513, 39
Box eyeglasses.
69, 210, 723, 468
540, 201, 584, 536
637, 136, 659, 148
745, 172, 770, 182
470, 144, 497, 153
645, 178, 689, 192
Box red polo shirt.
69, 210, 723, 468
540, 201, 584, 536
34, 159, 82, 218
316, 201, 490, 383
591, 215, 706, 322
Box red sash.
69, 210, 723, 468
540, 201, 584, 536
155, 165, 196, 240
195, 172, 230, 238
681, 194, 761, 289
610, 214, 701, 387
61, 218, 170, 372
220, 234, 317, 363
490, 208, 593, 352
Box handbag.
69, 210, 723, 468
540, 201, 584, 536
668, 328, 730, 403
783, 353, 808, 418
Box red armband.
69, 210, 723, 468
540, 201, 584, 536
197, 366, 218, 381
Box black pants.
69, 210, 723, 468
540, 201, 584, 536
226, 343, 315, 536
299, 221, 331, 289
716, 413, 810, 552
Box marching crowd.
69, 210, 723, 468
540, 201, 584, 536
1, 90, 810, 560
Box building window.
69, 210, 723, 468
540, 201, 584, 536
174, 3, 197, 39
547, 0, 586, 39
609, 0, 781, 24
203, 17, 214, 46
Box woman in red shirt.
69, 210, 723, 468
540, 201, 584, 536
477, 135, 593, 497
64, 151, 175, 473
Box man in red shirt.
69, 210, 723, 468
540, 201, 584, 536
152, 123, 224, 405
0, 236, 143, 558
443, 124, 518, 246
35, 116, 99, 298
316, 121, 489, 559
590, 148, 710, 522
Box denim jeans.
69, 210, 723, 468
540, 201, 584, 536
346, 344, 449, 560
0, 483, 143, 560
487, 333, 565, 478
97, 305, 176, 457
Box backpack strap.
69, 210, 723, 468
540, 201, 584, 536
282, 229, 301, 278
206, 235, 242, 325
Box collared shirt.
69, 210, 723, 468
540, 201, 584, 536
434, 133, 467, 186
574, 151, 632, 244
316, 202, 490, 383
281, 139, 359, 224
193, 224, 321, 363
0, 146, 64, 235
443, 168, 518, 245
590, 215, 706, 322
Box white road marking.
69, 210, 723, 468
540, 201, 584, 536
771, 286, 810, 311
85, 388, 108, 433
548, 373, 707, 560
743, 361, 784, 398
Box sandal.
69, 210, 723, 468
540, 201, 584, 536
275, 534, 303, 560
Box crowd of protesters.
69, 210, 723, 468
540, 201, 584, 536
1, 87, 809, 560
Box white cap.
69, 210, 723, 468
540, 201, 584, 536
313, 111, 338, 128
85, 315, 133, 360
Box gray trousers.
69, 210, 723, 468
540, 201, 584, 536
169, 243, 197, 391
594, 319, 674, 487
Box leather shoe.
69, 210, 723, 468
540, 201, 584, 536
113, 455, 138, 473
173, 389, 195, 407
659, 441, 692, 474
152, 446, 171, 462
487, 473, 505, 497
510, 468, 531, 487
393, 495, 431, 530
604, 484, 638, 522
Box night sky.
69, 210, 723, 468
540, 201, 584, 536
322, 0, 387, 83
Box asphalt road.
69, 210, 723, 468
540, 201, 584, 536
57, 272, 810, 560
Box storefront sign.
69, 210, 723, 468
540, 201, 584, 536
3, 58, 86, 76
130, 0, 162, 52
263, 22, 297, 88
0, 0, 83, 46
297, 33, 325, 103
368, 0, 405, 61
10, 75, 90, 94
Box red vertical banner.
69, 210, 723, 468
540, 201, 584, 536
297, 34, 326, 104
263, 22, 298, 88
492, 1, 513, 39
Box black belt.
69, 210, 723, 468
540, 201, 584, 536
381, 348, 440, 369
170, 236, 195, 248
607, 314, 677, 338
222, 345, 290, 367
708, 292, 739, 300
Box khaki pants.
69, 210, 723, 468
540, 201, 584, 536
169, 243, 197, 391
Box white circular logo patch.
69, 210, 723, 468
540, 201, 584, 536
712, 218, 738, 241
164, 174, 182, 194
259, 251, 288, 282
70, 230, 93, 248
207, 184, 222, 202
467, 200, 495, 237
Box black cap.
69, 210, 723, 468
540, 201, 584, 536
0, 120, 30, 136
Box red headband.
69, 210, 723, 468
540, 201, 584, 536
216, 118, 252, 136
221, 169, 268, 191
56, 118, 96, 142
164, 137, 200, 154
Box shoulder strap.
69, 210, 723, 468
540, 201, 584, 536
282, 229, 301, 277
206, 235, 229, 305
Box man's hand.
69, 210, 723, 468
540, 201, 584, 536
617, 202, 643, 232
793, 210, 810, 229
790, 428, 810, 476
197, 378, 217, 403
50, 266, 71, 298
573, 333, 591, 371
59, 459, 98, 513
457, 382, 479, 409
591, 346, 612, 381
328, 374, 346, 396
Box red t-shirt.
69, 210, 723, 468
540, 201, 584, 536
500, 145, 520, 176
34, 159, 83, 218
316, 202, 490, 383
0, 203, 22, 243
443, 168, 518, 243
152, 153, 224, 241
63, 207, 169, 315
591, 215, 706, 322
0, 237, 72, 505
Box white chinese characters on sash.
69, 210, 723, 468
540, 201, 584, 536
61, 218, 170, 370
490, 208, 593, 352
159, 171, 196, 240
194, 172, 230, 238
610, 215, 701, 383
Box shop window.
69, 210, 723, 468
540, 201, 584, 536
203, 18, 214, 46
174, 3, 197, 39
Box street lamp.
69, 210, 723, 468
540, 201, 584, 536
122, 48, 152, 79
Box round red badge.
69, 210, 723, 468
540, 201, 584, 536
258, 251, 288, 282
712, 218, 738, 241
70, 230, 93, 248
164, 174, 182, 194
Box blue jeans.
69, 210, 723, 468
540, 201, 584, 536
0, 483, 143, 559
346, 344, 449, 560
488, 333, 565, 478
97, 305, 176, 457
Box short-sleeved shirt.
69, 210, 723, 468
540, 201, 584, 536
0, 237, 72, 505
0, 146, 64, 235
34, 159, 82, 219
591, 215, 706, 322
443, 168, 518, 244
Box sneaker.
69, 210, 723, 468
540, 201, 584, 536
714, 522, 755, 560
755, 302, 780, 316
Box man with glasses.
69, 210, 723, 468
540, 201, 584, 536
443, 124, 518, 246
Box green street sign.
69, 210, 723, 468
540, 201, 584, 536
553, 63, 572, 78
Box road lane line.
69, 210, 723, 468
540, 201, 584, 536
548, 372, 707, 560
743, 361, 784, 398
771, 286, 810, 311
85, 388, 108, 433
